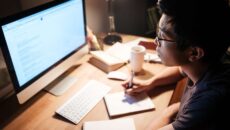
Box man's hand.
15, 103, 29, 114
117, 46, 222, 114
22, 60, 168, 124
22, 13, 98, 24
122, 79, 153, 95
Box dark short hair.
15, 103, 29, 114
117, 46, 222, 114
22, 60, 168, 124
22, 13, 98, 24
158, 0, 230, 63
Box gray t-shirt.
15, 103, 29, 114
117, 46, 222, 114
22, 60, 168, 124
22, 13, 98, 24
172, 63, 230, 130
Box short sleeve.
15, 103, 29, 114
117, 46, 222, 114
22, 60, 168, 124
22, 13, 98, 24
172, 90, 222, 130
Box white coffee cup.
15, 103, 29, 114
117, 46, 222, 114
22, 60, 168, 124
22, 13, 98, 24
130, 45, 146, 72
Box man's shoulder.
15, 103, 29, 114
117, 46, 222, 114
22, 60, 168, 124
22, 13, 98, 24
195, 63, 230, 97
204, 63, 230, 83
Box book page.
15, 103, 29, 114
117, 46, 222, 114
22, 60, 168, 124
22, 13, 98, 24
104, 92, 155, 117
83, 118, 136, 130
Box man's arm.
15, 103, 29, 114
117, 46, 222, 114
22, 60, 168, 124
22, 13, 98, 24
149, 67, 185, 89
159, 124, 175, 130
146, 102, 180, 130
124, 66, 185, 95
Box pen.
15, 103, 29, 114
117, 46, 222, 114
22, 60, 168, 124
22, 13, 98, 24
128, 70, 134, 88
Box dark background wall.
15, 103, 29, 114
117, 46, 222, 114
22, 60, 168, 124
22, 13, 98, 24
114, 0, 157, 37
0, 0, 21, 17
114, 0, 147, 36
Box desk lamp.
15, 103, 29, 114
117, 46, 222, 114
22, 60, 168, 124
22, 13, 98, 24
103, 0, 122, 45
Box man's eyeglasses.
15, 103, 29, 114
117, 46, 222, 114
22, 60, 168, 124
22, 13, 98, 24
154, 36, 176, 47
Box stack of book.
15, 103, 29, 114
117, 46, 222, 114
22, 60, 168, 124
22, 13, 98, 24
89, 50, 126, 73
89, 39, 143, 73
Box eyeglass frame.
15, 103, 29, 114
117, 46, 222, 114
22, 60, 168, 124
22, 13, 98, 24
155, 25, 177, 47
154, 36, 177, 47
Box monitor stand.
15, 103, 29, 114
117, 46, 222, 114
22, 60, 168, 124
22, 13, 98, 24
44, 66, 78, 96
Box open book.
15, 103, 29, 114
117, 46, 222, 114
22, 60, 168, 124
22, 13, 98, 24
89, 38, 145, 73
104, 92, 155, 117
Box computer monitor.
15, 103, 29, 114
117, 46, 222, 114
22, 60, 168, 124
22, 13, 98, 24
0, 0, 87, 104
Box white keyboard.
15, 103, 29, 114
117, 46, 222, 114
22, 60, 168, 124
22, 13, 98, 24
56, 80, 111, 124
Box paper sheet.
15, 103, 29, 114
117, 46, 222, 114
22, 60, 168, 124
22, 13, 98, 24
84, 118, 136, 130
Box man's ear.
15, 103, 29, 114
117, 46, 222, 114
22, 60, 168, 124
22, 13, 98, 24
188, 47, 204, 62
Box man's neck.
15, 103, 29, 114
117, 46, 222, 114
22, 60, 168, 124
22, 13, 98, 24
181, 62, 209, 85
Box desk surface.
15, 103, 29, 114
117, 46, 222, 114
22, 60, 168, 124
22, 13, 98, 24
0, 34, 175, 130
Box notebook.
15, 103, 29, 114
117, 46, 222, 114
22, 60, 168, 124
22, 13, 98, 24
83, 118, 136, 130
104, 92, 155, 117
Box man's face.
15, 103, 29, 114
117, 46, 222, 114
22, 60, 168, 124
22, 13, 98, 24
155, 14, 189, 66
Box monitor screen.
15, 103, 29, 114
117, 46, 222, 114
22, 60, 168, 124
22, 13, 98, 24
0, 0, 87, 104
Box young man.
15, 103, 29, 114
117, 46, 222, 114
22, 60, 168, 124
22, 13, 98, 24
122, 0, 230, 129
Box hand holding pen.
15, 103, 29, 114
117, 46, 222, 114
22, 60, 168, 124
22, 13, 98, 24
122, 71, 150, 95
128, 70, 134, 89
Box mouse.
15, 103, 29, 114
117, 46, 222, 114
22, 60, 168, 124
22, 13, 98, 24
107, 71, 128, 81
